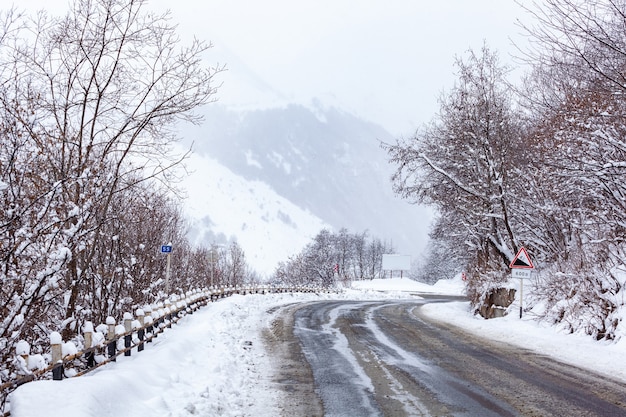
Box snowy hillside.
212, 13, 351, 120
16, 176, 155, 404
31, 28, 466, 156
181, 153, 329, 276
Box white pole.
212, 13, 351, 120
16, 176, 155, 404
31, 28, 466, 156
166, 252, 171, 295
519, 277, 523, 319
210, 250, 214, 287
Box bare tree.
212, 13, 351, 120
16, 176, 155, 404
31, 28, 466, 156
365, 237, 387, 279
516, 0, 626, 339
351, 230, 368, 280
273, 253, 310, 287
334, 228, 354, 284
415, 223, 466, 284
382, 45, 524, 305
0, 0, 223, 372
272, 229, 393, 286
518, 0, 626, 99
222, 241, 250, 287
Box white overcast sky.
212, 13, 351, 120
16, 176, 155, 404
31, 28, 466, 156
14, 0, 532, 136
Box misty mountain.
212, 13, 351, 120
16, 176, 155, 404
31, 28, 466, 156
183, 101, 433, 271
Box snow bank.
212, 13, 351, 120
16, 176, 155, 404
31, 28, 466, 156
9, 290, 402, 417
350, 277, 464, 296
350, 278, 626, 384
421, 300, 626, 383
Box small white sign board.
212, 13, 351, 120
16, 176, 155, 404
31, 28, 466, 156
511, 269, 531, 279
382, 254, 411, 271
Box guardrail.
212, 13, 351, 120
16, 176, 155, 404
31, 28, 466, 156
0, 284, 329, 417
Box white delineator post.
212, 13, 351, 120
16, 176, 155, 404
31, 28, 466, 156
83, 322, 93, 350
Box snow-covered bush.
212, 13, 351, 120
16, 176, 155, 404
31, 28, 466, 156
532, 262, 625, 340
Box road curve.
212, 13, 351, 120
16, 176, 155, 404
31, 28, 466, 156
263, 297, 626, 417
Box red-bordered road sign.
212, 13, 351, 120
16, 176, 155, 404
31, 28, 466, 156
509, 247, 534, 269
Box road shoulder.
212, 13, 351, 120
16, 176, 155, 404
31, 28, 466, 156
262, 303, 324, 417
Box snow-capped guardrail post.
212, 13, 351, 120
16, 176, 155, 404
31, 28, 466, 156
0, 283, 343, 412
115, 323, 125, 356
14, 340, 37, 388
83, 321, 95, 368
136, 308, 145, 352
50, 332, 63, 381
190, 292, 196, 309
165, 299, 172, 328
175, 295, 183, 319
182, 296, 187, 313
16, 340, 29, 371
106, 316, 116, 361
153, 304, 161, 338
144, 305, 153, 343
156, 305, 163, 332
123, 312, 132, 357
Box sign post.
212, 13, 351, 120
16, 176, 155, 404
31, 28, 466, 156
509, 247, 534, 319
161, 244, 173, 294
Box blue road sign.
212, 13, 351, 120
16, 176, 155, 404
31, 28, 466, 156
161, 245, 173, 253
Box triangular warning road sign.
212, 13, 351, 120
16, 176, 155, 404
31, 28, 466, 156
509, 247, 534, 269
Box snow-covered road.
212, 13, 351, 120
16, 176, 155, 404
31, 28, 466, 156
8, 277, 626, 416
288, 299, 626, 416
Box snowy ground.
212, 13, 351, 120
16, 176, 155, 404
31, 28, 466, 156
9, 277, 626, 417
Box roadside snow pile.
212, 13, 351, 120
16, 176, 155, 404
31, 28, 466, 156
430, 276, 466, 295
10, 276, 626, 417
8, 286, 421, 417
350, 277, 464, 296
421, 299, 626, 383
355, 278, 626, 383
10, 294, 318, 417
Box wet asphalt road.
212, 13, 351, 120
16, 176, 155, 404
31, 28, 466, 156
265, 297, 626, 417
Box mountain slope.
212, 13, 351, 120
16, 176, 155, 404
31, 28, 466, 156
182, 153, 329, 276
180, 102, 433, 275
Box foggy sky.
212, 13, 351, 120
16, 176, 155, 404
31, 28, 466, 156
15, 0, 530, 135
